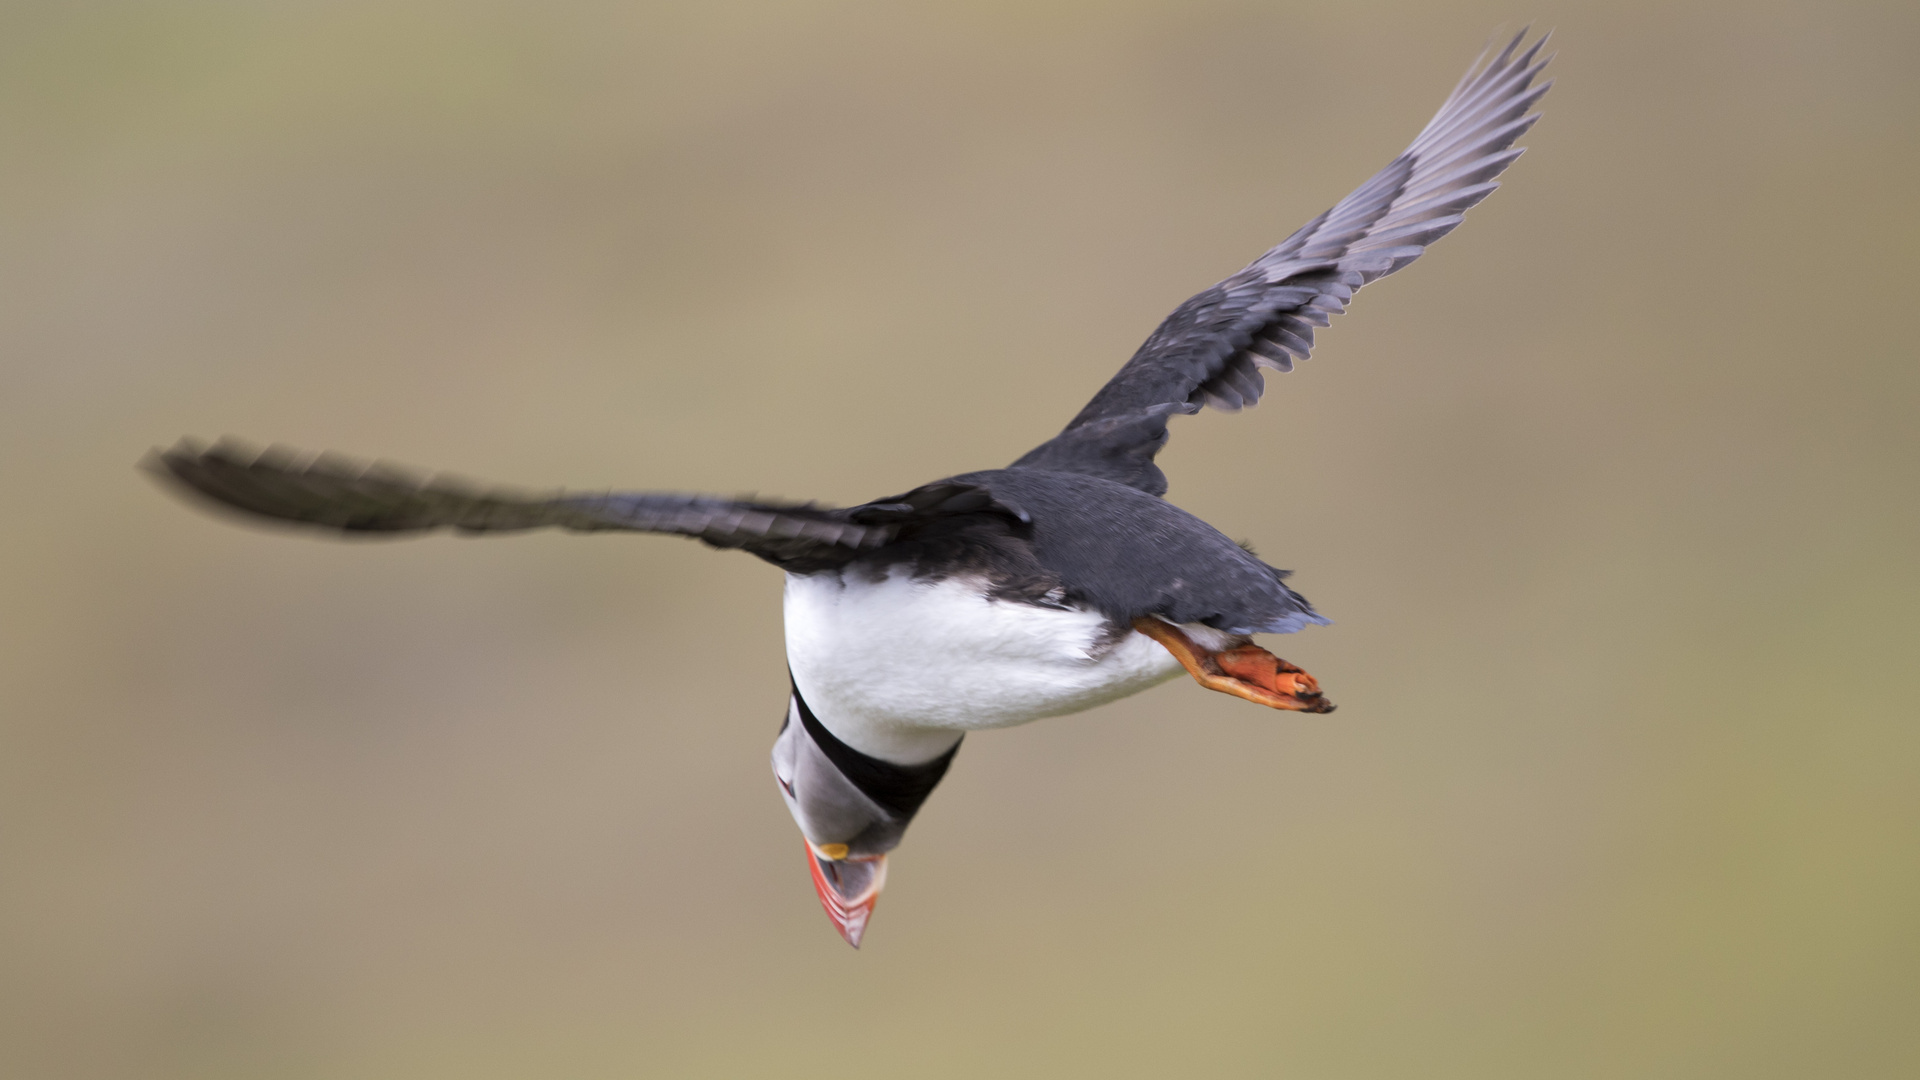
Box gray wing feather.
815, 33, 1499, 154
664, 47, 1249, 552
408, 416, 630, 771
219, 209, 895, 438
146, 438, 896, 568
1014, 30, 1552, 495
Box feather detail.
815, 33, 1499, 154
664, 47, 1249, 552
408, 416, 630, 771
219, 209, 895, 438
1012, 30, 1551, 494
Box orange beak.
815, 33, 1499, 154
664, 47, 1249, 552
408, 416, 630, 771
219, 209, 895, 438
805, 844, 888, 948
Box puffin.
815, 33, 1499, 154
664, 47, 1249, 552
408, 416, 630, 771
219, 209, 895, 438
147, 31, 1551, 947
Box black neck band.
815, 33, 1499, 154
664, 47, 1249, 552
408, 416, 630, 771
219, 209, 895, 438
791, 679, 960, 820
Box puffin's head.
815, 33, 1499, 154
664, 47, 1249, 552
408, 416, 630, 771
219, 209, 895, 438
769, 689, 958, 947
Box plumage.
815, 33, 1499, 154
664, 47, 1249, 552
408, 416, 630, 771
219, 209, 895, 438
785, 569, 1193, 763
145, 30, 1551, 947
1013, 30, 1551, 497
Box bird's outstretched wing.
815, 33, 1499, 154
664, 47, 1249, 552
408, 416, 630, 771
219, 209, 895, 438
1013, 30, 1552, 495
147, 439, 1021, 571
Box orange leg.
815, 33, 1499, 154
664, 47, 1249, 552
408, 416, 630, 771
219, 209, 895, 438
1132, 618, 1335, 713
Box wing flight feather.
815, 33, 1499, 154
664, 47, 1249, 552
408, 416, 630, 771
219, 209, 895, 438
1013, 30, 1552, 495
147, 439, 893, 568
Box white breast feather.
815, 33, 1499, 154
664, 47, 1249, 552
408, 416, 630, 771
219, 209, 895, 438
784, 570, 1189, 762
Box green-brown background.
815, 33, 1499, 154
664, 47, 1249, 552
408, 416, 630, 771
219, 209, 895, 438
3, 2, 1916, 1077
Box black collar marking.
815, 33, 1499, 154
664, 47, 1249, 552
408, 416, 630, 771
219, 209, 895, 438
791, 680, 960, 820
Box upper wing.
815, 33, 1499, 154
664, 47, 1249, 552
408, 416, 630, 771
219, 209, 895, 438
1012, 30, 1552, 495
147, 439, 1018, 572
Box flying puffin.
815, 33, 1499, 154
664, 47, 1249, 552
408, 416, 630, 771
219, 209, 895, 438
147, 32, 1551, 947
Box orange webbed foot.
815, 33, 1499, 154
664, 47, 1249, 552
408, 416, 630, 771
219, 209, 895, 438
1133, 618, 1335, 713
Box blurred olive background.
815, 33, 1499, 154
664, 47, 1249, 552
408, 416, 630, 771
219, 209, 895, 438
2, 1, 1916, 1077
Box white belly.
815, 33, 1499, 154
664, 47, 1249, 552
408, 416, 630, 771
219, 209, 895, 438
784, 569, 1186, 763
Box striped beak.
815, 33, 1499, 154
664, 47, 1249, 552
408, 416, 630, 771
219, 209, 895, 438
805, 845, 887, 948
772, 685, 958, 948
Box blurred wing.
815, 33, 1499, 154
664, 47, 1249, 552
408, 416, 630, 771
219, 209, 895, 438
1013, 30, 1552, 495
146, 439, 895, 569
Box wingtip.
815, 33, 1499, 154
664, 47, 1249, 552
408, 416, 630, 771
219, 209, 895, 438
1515, 30, 1553, 72
141, 434, 195, 461
1479, 25, 1552, 76
139, 436, 216, 482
